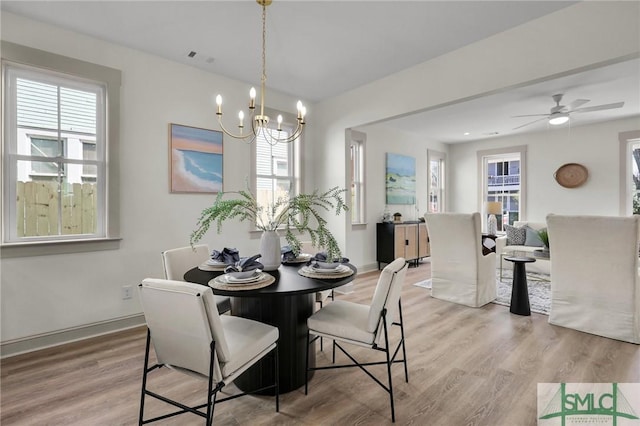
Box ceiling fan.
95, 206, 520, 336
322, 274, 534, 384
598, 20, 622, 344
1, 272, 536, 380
512, 93, 624, 130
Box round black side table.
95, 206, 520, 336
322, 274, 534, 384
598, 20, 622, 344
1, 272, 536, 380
504, 256, 536, 316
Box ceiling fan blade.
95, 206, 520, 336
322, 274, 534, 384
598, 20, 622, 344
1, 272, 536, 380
513, 116, 548, 130
573, 101, 625, 113
511, 113, 549, 118
566, 99, 589, 111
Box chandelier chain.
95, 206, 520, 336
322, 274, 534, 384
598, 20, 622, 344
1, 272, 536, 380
262, 2, 267, 85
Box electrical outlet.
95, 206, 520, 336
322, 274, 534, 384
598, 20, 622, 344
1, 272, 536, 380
122, 285, 133, 300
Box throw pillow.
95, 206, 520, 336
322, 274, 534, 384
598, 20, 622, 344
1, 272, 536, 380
524, 225, 545, 247
505, 224, 526, 245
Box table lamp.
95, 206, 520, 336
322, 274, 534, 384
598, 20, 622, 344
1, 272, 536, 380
485, 201, 502, 235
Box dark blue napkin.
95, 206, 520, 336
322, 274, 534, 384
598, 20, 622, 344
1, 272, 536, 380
306, 251, 349, 267
281, 245, 297, 262
224, 254, 264, 273
211, 247, 240, 264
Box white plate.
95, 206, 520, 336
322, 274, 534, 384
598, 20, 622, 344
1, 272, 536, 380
313, 261, 341, 269
227, 270, 261, 279
225, 272, 263, 283
307, 264, 350, 274
283, 253, 312, 264
199, 262, 226, 271
206, 259, 227, 266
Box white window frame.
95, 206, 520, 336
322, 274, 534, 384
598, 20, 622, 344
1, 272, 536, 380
348, 129, 366, 225
1, 41, 121, 257
81, 139, 98, 180
28, 135, 68, 178
250, 107, 301, 232
427, 149, 446, 213
477, 146, 527, 232
619, 130, 640, 215
4, 62, 106, 243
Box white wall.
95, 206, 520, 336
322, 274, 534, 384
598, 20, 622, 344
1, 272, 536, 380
449, 117, 640, 221
347, 124, 447, 270
0, 12, 309, 347
312, 1, 640, 255
1, 1, 639, 352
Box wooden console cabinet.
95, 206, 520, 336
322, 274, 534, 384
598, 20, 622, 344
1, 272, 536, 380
376, 222, 430, 269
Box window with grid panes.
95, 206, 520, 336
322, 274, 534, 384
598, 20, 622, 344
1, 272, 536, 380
349, 131, 365, 224
3, 63, 105, 242
253, 115, 300, 228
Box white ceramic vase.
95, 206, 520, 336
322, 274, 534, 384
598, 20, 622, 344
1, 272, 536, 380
260, 230, 281, 271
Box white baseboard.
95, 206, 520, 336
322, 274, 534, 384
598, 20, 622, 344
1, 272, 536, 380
356, 262, 380, 274
0, 314, 146, 359
0, 262, 390, 358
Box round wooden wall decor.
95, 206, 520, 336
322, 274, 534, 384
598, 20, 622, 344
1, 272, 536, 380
554, 163, 588, 188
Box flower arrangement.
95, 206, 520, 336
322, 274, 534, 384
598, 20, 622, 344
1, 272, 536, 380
190, 186, 348, 260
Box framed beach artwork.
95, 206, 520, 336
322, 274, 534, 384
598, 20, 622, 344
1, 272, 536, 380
169, 123, 223, 193
385, 153, 416, 205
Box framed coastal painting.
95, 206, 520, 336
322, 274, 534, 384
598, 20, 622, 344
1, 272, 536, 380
169, 123, 223, 193
385, 153, 416, 205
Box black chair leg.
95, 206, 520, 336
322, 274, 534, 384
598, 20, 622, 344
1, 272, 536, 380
318, 300, 324, 351
206, 390, 217, 426
304, 331, 310, 395
139, 329, 152, 426
206, 340, 217, 426
398, 300, 409, 382
382, 317, 396, 423
275, 344, 280, 412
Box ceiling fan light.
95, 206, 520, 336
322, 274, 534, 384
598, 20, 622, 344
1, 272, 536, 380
549, 113, 569, 125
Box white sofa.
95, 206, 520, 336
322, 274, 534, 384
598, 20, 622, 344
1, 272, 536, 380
495, 221, 550, 275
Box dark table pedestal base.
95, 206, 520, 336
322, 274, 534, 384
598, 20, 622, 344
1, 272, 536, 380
231, 293, 316, 394
507, 259, 533, 316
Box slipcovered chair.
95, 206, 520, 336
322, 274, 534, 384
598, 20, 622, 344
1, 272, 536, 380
138, 278, 280, 425
546, 214, 640, 344
424, 212, 496, 307
162, 244, 232, 314
305, 258, 409, 423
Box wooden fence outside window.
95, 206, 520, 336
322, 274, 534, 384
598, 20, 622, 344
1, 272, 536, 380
16, 181, 96, 237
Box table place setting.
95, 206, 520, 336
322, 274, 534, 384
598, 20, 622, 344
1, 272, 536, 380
281, 246, 312, 264
297, 252, 354, 279
198, 247, 241, 271
209, 254, 276, 290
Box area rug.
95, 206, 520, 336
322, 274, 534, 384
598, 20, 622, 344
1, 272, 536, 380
413, 272, 551, 315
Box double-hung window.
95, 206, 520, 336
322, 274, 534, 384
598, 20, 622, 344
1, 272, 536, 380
478, 146, 527, 232
349, 130, 366, 224
427, 150, 445, 213
253, 110, 300, 228
621, 132, 640, 215
3, 62, 106, 243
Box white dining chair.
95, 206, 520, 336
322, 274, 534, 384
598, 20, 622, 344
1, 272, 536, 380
424, 212, 497, 307
546, 214, 640, 344
138, 278, 279, 425
161, 244, 232, 314
304, 258, 409, 423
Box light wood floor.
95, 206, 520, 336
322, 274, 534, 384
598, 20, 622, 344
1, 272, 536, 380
2, 262, 639, 425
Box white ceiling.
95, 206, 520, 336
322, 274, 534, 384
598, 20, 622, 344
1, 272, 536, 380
3, 0, 639, 143
380, 58, 640, 142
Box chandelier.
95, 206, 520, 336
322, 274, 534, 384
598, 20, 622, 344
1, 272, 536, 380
215, 0, 306, 145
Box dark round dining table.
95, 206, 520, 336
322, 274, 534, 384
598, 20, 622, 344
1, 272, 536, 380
184, 262, 357, 394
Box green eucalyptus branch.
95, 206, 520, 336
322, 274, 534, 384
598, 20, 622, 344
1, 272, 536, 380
190, 186, 348, 260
